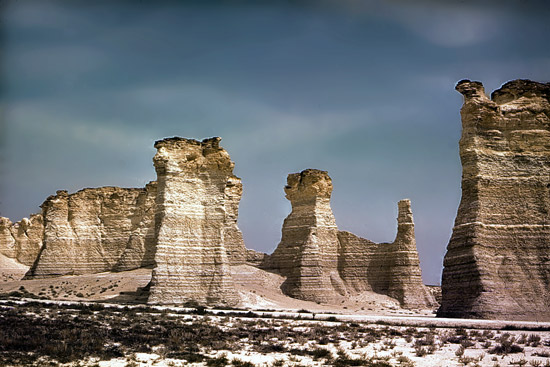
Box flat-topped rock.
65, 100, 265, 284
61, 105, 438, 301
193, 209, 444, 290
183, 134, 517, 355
25, 183, 157, 278
438, 79, 550, 321
147, 137, 241, 306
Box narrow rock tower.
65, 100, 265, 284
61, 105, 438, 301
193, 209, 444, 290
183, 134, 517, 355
269, 169, 345, 303
387, 199, 434, 308
148, 137, 241, 306
438, 80, 550, 320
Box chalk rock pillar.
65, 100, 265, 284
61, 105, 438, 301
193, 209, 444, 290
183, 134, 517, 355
148, 137, 240, 306
387, 199, 435, 308
270, 169, 345, 303
438, 80, 550, 320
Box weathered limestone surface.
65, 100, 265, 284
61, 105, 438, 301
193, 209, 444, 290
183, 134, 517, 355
338, 200, 434, 309
269, 169, 345, 303
438, 79, 550, 320
25, 183, 157, 278
0, 214, 43, 266
387, 200, 435, 308
148, 137, 241, 306
269, 169, 434, 308
2, 135, 246, 290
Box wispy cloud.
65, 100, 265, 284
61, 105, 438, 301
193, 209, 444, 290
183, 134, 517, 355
319, 0, 503, 47
8, 101, 156, 153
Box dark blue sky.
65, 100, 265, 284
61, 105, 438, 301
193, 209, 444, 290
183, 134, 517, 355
1, 0, 549, 285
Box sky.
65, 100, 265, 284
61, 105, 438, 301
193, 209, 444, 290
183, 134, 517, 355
1, 0, 549, 285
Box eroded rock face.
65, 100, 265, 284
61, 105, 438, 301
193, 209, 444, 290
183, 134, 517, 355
147, 137, 241, 306
387, 200, 435, 308
269, 169, 434, 308
269, 169, 344, 303
0, 214, 44, 266
438, 79, 550, 320
25, 183, 157, 278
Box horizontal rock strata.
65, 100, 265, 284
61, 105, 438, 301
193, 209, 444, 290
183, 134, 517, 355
438, 79, 550, 321
25, 183, 157, 278
147, 137, 241, 306
268, 169, 435, 309
269, 169, 344, 303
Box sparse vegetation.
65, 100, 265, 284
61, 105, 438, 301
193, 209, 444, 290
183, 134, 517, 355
0, 300, 548, 366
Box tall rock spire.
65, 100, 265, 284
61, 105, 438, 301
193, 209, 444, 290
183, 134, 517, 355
438, 80, 550, 320
148, 137, 242, 306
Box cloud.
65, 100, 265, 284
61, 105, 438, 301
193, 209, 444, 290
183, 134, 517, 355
125, 83, 371, 152
317, 0, 504, 47
5, 45, 108, 83
8, 102, 155, 153
388, 3, 501, 47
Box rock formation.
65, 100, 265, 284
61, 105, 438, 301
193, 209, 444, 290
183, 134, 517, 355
0, 214, 43, 266
2, 136, 246, 291
1, 134, 436, 309
438, 79, 550, 321
224, 176, 246, 265
268, 169, 435, 309
147, 137, 241, 306
25, 183, 157, 278
269, 169, 345, 303
387, 200, 435, 308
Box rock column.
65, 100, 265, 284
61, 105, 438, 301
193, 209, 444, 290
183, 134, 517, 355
270, 169, 345, 303
438, 80, 550, 320
387, 199, 435, 309
148, 137, 239, 306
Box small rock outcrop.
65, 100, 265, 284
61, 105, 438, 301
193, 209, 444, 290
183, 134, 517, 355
147, 137, 241, 306
0, 214, 44, 266
268, 169, 435, 309
438, 79, 550, 320
25, 183, 157, 278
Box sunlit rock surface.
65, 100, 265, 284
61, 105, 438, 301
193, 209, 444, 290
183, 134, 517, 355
0, 214, 43, 266
147, 137, 241, 306
438, 79, 550, 320
25, 183, 157, 278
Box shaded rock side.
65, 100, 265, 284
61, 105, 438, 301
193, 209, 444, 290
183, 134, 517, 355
25, 182, 157, 278
224, 176, 246, 265
269, 170, 434, 308
148, 137, 240, 306
269, 169, 345, 303
0, 214, 44, 266
438, 79, 550, 321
